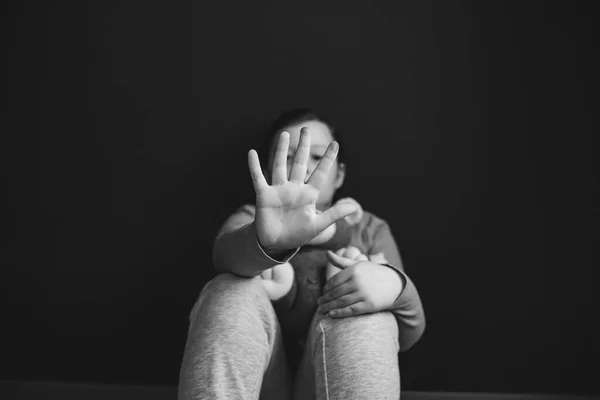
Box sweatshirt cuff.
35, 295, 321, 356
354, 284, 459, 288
250, 223, 300, 265
378, 263, 426, 351
380, 263, 409, 308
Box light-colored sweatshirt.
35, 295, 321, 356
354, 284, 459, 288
213, 204, 426, 364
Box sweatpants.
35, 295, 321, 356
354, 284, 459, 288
178, 272, 401, 400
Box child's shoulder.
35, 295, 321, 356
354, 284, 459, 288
347, 209, 392, 250
356, 209, 389, 234
236, 204, 256, 217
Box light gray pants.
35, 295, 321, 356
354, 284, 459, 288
178, 273, 400, 400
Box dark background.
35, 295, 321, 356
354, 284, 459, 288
3, 0, 596, 396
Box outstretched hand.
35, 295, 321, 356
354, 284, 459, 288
247, 128, 357, 253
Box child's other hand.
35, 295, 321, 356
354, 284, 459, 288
247, 129, 357, 254
325, 246, 368, 281
318, 250, 403, 318
257, 262, 295, 301
325, 247, 388, 281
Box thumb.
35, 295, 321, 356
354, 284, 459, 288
326, 250, 356, 269
336, 197, 364, 225
316, 201, 357, 233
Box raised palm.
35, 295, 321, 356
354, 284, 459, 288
247, 129, 356, 252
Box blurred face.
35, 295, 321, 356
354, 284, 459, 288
267, 119, 346, 210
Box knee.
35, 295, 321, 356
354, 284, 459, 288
324, 310, 396, 331
186, 272, 279, 350
208, 271, 256, 288
199, 272, 269, 308
320, 311, 399, 353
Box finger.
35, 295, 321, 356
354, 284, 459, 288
260, 268, 273, 280
316, 201, 357, 234
357, 254, 369, 262
337, 198, 363, 225
318, 292, 361, 314
323, 260, 353, 293
261, 280, 275, 292
343, 246, 362, 260
326, 250, 355, 270
306, 140, 338, 189
271, 131, 290, 185
318, 280, 355, 305
288, 128, 311, 183
248, 150, 268, 192
328, 302, 370, 318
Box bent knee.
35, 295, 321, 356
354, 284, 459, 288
194, 272, 271, 313
326, 310, 396, 332
320, 311, 399, 352
205, 272, 267, 297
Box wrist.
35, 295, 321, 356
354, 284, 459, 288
264, 247, 292, 261
256, 235, 295, 261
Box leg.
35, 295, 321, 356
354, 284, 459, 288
178, 273, 292, 400
293, 311, 400, 400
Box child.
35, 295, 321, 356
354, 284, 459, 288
217, 107, 425, 374
179, 108, 425, 400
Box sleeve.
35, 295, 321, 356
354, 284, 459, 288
369, 221, 426, 352
213, 205, 299, 277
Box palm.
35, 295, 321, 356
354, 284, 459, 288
247, 129, 356, 251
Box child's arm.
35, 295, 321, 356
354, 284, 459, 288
213, 205, 298, 277
369, 221, 426, 352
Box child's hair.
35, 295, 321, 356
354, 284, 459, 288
260, 108, 346, 168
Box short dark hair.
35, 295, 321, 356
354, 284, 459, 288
260, 108, 346, 168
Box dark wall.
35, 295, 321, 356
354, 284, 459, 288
4, 0, 596, 395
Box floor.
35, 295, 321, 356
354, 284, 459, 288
1, 380, 597, 400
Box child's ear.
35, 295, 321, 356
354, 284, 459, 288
334, 162, 346, 189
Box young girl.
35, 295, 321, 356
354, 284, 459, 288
178, 109, 425, 400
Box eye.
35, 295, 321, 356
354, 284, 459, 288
311, 154, 323, 161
